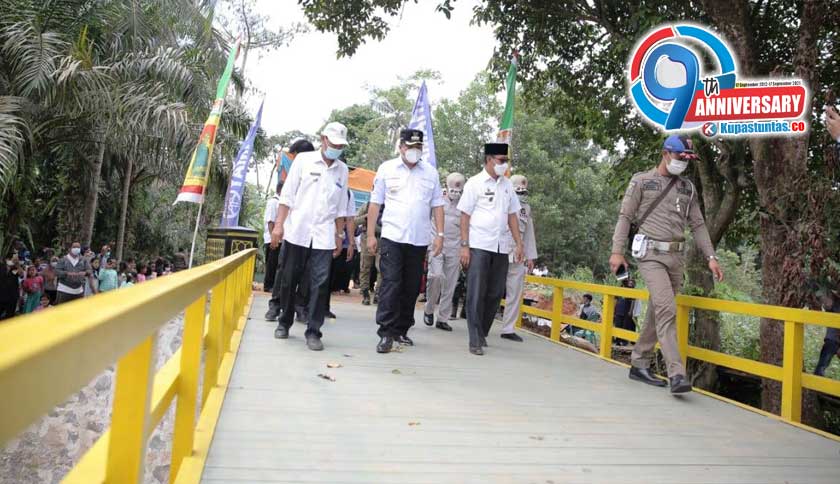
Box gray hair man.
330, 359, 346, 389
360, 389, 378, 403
423, 172, 466, 332
499, 174, 538, 341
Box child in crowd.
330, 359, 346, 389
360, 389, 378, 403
137, 264, 147, 283
120, 272, 136, 288
21, 264, 43, 313
98, 258, 119, 292
34, 294, 50, 312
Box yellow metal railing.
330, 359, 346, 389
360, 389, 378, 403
515, 275, 840, 435
0, 249, 257, 483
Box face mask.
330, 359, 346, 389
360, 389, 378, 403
5, 260, 12, 267
324, 146, 343, 160
404, 148, 421, 164
493, 163, 509, 177
517, 193, 529, 205
50, 262, 57, 268
448, 189, 462, 202
666, 158, 689, 175
70, 248, 81, 256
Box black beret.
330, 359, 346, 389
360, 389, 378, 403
400, 129, 424, 144
484, 143, 509, 156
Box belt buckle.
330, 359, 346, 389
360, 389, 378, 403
669, 242, 682, 252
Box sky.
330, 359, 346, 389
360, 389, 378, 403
238, 0, 497, 187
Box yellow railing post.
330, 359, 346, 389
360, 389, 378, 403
677, 304, 690, 367
203, 279, 227, 405
550, 286, 564, 341
170, 294, 207, 483
599, 294, 615, 359
223, 271, 237, 350
781, 320, 804, 422
106, 335, 156, 483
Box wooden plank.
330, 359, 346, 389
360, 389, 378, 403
202, 295, 840, 484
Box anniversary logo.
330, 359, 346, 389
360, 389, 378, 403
627, 23, 810, 137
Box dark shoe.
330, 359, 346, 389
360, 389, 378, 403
274, 326, 289, 339
362, 289, 371, 306
306, 334, 324, 351
377, 336, 393, 353
500, 333, 523, 342
342, 288, 350, 294
629, 367, 667, 387
459, 310, 466, 319
435, 321, 453, 331
373, 293, 379, 304
469, 346, 484, 355
670, 375, 692, 394
395, 335, 414, 346
419, 294, 427, 303
326, 311, 337, 319
264, 307, 279, 321
424, 313, 434, 326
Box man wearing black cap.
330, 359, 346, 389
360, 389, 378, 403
609, 135, 723, 394
457, 142, 524, 355
368, 128, 446, 353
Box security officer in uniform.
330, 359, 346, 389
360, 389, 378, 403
610, 135, 723, 394
355, 200, 381, 305
499, 174, 538, 342
423, 172, 465, 332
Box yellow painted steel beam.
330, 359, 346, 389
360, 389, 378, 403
802, 373, 840, 398
0, 250, 255, 446
686, 346, 783, 381
781, 321, 804, 422
599, 295, 615, 358
678, 295, 840, 328
521, 305, 553, 320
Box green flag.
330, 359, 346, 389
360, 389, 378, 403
497, 56, 517, 144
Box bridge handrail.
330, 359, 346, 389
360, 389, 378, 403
0, 249, 257, 483
519, 274, 840, 432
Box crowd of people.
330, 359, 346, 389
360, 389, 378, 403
0, 240, 187, 320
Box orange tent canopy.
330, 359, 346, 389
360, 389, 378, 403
348, 167, 376, 193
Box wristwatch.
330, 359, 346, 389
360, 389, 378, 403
708, 255, 718, 261
436, 232, 444, 237
460, 240, 469, 248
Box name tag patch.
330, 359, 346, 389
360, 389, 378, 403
642, 180, 661, 191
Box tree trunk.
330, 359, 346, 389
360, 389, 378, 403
702, 0, 825, 418
116, 157, 134, 262
80, 141, 106, 248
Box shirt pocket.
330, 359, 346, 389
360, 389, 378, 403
416, 179, 435, 202
386, 176, 405, 195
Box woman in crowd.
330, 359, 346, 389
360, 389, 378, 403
21, 265, 44, 313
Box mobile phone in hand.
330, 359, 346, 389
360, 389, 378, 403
616, 264, 629, 281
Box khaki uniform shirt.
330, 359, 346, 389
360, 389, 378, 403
504, 200, 538, 263
611, 168, 714, 258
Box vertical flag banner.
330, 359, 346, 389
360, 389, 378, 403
220, 101, 263, 227
174, 38, 241, 204
497, 55, 518, 144
408, 81, 437, 167
278, 150, 293, 182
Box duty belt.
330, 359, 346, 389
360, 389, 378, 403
646, 239, 684, 252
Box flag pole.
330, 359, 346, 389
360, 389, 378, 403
188, 202, 203, 268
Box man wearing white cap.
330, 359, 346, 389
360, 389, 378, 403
269, 121, 355, 351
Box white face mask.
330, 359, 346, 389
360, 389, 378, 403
493, 163, 509, 177
447, 189, 462, 202
404, 148, 421, 165
70, 248, 81, 256
666, 158, 688, 175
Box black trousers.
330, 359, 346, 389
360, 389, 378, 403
465, 248, 509, 348
375, 238, 427, 338
0, 299, 17, 320
263, 243, 280, 292
276, 241, 333, 338
269, 243, 308, 318
815, 339, 840, 376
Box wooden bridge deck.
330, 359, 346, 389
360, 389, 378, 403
202, 293, 840, 483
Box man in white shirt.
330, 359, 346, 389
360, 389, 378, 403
265, 139, 316, 322
368, 129, 445, 353
262, 181, 282, 293
423, 172, 465, 332
269, 122, 355, 351
457, 142, 524, 355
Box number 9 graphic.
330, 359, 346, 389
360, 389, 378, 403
642, 43, 699, 130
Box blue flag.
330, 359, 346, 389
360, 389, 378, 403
408, 81, 437, 167
220, 101, 263, 227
